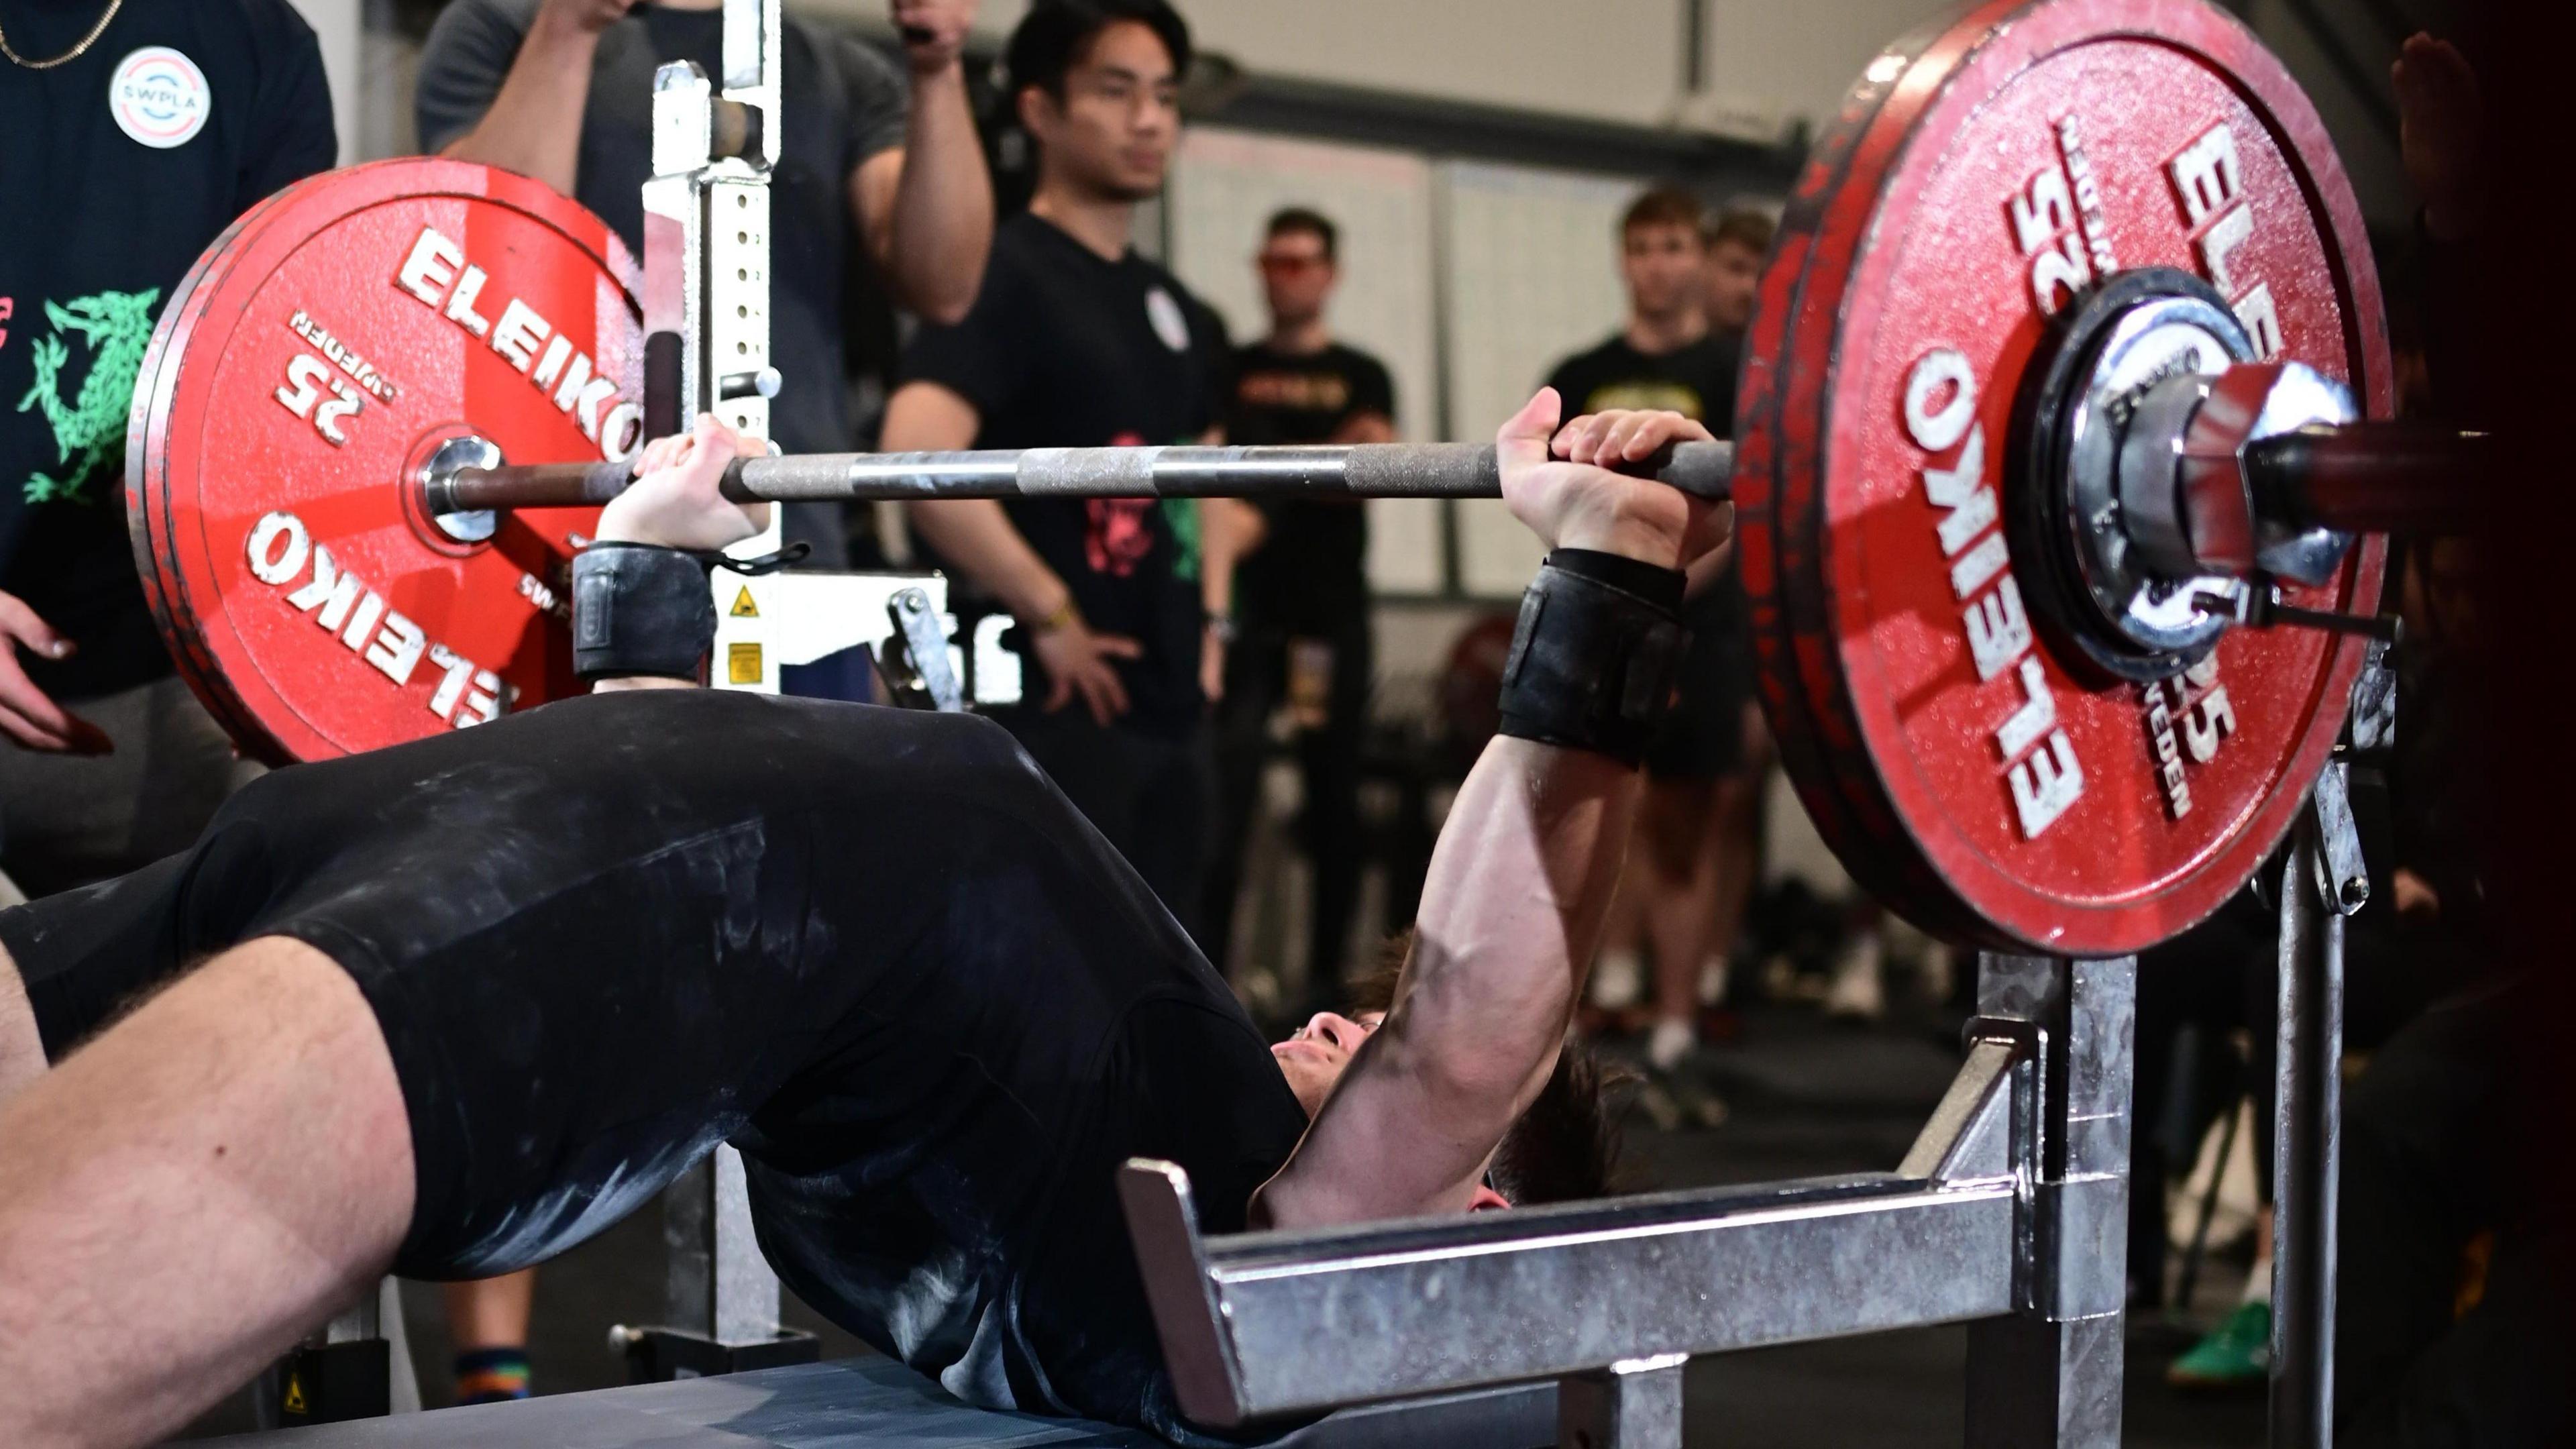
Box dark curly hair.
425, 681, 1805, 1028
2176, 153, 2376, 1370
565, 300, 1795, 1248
1342, 932, 1635, 1205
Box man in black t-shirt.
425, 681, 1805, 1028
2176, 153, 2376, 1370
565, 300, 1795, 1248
1206, 207, 1395, 1010
0, 396, 1714, 1448
890, 0, 1248, 942
1544, 186, 1760, 1076
0, 0, 335, 898
1542, 189, 1736, 426
415, 0, 995, 573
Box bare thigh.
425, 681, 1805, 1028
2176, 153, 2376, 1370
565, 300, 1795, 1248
0, 936, 414, 1449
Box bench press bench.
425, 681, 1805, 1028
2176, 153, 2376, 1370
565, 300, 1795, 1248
207, 1354, 1558, 1449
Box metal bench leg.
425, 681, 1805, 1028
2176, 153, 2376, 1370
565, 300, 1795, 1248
1965, 953, 2137, 1448
2270, 791, 2354, 1449
614, 1146, 819, 1382
1558, 1354, 1686, 1449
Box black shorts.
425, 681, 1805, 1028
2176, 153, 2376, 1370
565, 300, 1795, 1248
1644, 572, 1759, 781
0, 694, 1256, 1280
1, 691, 1309, 1440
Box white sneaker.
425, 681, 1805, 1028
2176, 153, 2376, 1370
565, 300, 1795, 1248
1823, 932, 1886, 1022
1591, 948, 1644, 1010
1648, 1016, 1697, 1071
1696, 955, 1730, 1007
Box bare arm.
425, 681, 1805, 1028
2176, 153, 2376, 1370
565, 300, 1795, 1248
435, 1, 633, 195
851, 17, 992, 326
894, 386, 1063, 622
0, 945, 43, 1100
885, 384, 1066, 625
1196, 494, 1258, 704
1194, 421, 1254, 623
1254, 394, 1726, 1227
889, 383, 1145, 724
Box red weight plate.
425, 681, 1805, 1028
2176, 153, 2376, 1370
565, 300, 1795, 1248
1735, 11, 1999, 944
1744, 0, 2390, 955
128, 158, 643, 764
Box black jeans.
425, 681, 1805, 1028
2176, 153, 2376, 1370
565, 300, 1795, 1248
997, 706, 1216, 947
1203, 612, 1372, 1015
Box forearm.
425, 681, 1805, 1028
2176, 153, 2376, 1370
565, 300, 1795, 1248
1395, 737, 1637, 1098
439, 15, 598, 195
1263, 737, 1638, 1222
0, 946, 45, 1100
1198, 498, 1260, 619
878, 66, 992, 324
906, 500, 1071, 623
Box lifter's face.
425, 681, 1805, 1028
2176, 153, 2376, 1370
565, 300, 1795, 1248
1271, 1010, 1380, 1116
1621, 223, 1707, 325
1022, 21, 1181, 203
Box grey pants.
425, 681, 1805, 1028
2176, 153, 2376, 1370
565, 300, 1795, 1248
0, 676, 263, 900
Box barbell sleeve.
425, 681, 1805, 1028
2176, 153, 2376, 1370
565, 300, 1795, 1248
423, 440, 1736, 517
2243, 422, 2493, 536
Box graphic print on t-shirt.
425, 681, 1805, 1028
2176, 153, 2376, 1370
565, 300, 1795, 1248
1144, 287, 1191, 353
1234, 370, 1351, 414
108, 46, 213, 150
1087, 498, 1155, 577
1080, 433, 1203, 581
1571, 379, 1708, 418
12, 289, 162, 504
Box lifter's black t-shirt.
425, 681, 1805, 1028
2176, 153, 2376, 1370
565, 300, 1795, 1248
0, 0, 335, 698
901, 213, 1231, 735
0, 689, 1308, 1444
1226, 341, 1393, 632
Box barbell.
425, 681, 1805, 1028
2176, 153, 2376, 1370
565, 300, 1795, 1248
121, 0, 2463, 955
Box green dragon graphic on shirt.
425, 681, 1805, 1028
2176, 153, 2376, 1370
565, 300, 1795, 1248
13, 288, 162, 506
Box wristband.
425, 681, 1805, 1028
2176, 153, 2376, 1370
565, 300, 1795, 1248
572, 543, 718, 682
1495, 551, 1690, 765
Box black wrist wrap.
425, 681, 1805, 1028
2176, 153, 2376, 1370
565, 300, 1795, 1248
1495, 551, 1690, 765
572, 543, 717, 682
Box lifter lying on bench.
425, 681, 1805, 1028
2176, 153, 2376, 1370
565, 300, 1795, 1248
0, 390, 1723, 1449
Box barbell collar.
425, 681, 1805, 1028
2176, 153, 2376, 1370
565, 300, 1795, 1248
425, 439, 1736, 516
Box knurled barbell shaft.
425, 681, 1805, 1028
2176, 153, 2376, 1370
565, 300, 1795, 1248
423, 440, 1736, 517
2243, 422, 2491, 536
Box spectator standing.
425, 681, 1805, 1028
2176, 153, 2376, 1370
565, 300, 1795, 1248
887, 0, 1250, 943
1, 0, 336, 899
1701, 205, 1767, 339
417, 0, 994, 570
1204, 207, 1396, 1014
1544, 187, 1750, 1074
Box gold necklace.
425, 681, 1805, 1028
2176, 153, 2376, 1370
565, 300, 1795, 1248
0, 0, 127, 70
